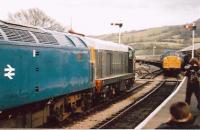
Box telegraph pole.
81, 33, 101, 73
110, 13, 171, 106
111, 22, 123, 43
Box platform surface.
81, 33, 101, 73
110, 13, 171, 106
143, 77, 200, 129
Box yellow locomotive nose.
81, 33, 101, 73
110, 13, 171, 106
163, 56, 182, 69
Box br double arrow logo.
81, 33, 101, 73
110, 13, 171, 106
4, 64, 15, 80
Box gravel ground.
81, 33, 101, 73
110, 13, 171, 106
135, 63, 160, 78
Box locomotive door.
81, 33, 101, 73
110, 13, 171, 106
106, 53, 112, 76
32, 48, 40, 94
128, 48, 133, 73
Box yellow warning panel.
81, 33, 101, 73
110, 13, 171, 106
90, 47, 95, 63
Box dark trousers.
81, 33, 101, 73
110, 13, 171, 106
185, 82, 200, 108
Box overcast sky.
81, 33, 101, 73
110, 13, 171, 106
0, 0, 200, 35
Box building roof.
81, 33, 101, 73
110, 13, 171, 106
179, 43, 200, 52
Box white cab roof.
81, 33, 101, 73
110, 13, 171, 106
83, 37, 129, 52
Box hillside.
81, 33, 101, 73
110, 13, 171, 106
94, 19, 200, 55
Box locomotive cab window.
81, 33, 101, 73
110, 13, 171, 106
128, 49, 133, 59
67, 35, 87, 48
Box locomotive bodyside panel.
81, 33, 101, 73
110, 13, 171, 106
0, 41, 91, 111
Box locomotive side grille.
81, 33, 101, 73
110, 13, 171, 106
32, 32, 58, 45
0, 25, 36, 43
0, 32, 3, 40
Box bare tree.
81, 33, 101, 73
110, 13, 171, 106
8, 8, 66, 32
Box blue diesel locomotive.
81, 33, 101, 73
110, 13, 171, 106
0, 20, 135, 127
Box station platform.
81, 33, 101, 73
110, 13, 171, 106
135, 77, 200, 129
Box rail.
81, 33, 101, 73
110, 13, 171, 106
135, 76, 187, 129
93, 80, 180, 129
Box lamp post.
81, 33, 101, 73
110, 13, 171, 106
184, 22, 196, 58
153, 41, 156, 56
191, 23, 196, 58
111, 22, 123, 43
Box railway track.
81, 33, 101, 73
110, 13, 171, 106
141, 69, 163, 79
93, 80, 180, 129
